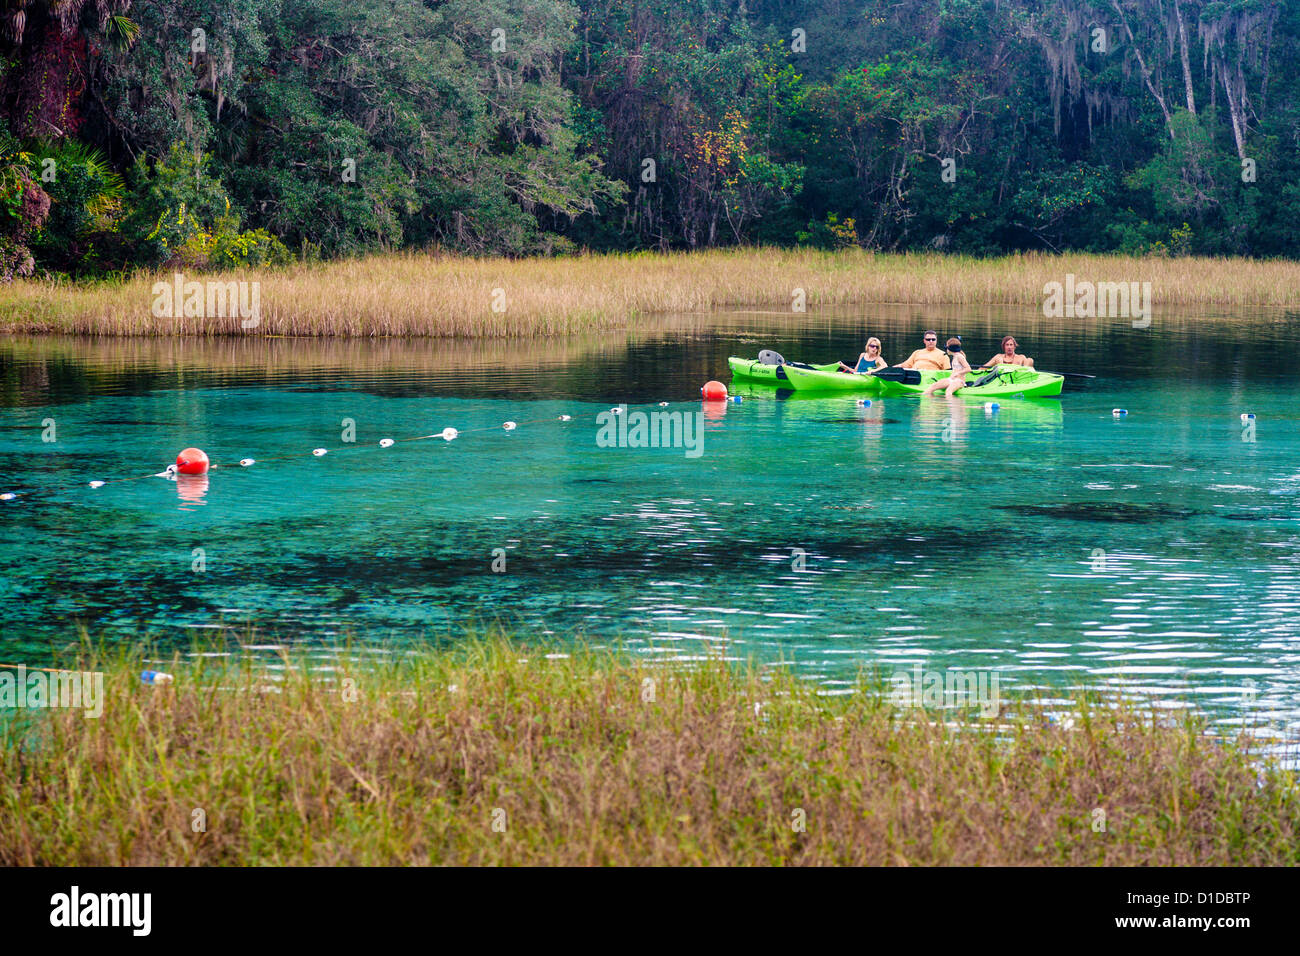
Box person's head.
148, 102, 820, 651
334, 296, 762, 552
923, 330, 939, 348
946, 337, 962, 353
866, 337, 881, 354
1001, 335, 1018, 353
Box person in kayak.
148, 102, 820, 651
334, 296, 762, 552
922, 338, 972, 396
838, 337, 888, 374
900, 331, 951, 371
981, 335, 1035, 369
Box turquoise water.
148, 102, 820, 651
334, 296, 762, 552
1, 310, 1299, 735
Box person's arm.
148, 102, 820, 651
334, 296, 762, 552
900, 350, 916, 369
981, 354, 1002, 369
1024, 356, 1035, 368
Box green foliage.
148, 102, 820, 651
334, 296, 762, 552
122, 144, 289, 268
27, 140, 125, 269
0, 123, 48, 280
1102, 212, 1170, 256
121, 145, 232, 265
178, 213, 293, 269
797, 213, 860, 250
4, 0, 1300, 271
0, 126, 34, 227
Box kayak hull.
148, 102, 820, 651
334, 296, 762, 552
778, 365, 954, 392
777, 364, 883, 391
727, 357, 842, 384
874, 365, 1064, 399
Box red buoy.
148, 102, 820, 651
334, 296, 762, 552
176, 447, 210, 475
701, 380, 728, 401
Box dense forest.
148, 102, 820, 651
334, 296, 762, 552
0, 0, 1294, 278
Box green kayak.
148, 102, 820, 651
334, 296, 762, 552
873, 364, 1064, 399
727, 356, 842, 384
777, 364, 953, 392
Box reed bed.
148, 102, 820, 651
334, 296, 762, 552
5, 249, 1300, 338
1, 640, 1295, 866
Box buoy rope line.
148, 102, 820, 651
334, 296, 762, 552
0, 413, 576, 503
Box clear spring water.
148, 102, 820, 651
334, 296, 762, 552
1, 306, 1298, 736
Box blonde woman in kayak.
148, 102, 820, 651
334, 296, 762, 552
838, 337, 888, 374
981, 335, 1034, 369
922, 338, 972, 397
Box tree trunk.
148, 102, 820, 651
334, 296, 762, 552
1218, 38, 1248, 161
1111, 0, 1174, 138
1175, 0, 1196, 114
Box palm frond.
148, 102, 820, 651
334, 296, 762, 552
104, 12, 139, 50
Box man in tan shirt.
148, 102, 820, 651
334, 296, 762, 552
899, 330, 951, 370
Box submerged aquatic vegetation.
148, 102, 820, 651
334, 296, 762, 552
995, 503, 1196, 523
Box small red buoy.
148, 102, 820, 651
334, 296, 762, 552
701, 380, 728, 401
176, 447, 210, 475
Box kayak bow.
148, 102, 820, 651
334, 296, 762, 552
727, 356, 842, 384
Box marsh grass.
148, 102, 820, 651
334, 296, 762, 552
6, 249, 1300, 337
1, 638, 1296, 866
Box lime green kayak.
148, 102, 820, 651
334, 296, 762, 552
873, 364, 1064, 399
775, 364, 883, 391
728, 356, 842, 384
777, 364, 953, 392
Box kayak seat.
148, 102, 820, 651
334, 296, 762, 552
758, 349, 786, 366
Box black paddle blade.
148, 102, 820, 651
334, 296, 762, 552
871, 367, 922, 385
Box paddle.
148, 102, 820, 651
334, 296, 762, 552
868, 366, 922, 385
978, 363, 1095, 379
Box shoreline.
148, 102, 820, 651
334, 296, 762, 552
2, 641, 1296, 866
7, 249, 1300, 338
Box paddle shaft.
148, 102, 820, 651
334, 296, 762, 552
977, 365, 1096, 379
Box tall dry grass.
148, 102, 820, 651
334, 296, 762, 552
4, 249, 1300, 337
2, 640, 1295, 865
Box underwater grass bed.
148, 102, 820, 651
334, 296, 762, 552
1, 638, 1296, 866
6, 248, 1300, 337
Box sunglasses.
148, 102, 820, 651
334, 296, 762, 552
867, 344, 879, 349
924, 337, 937, 342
